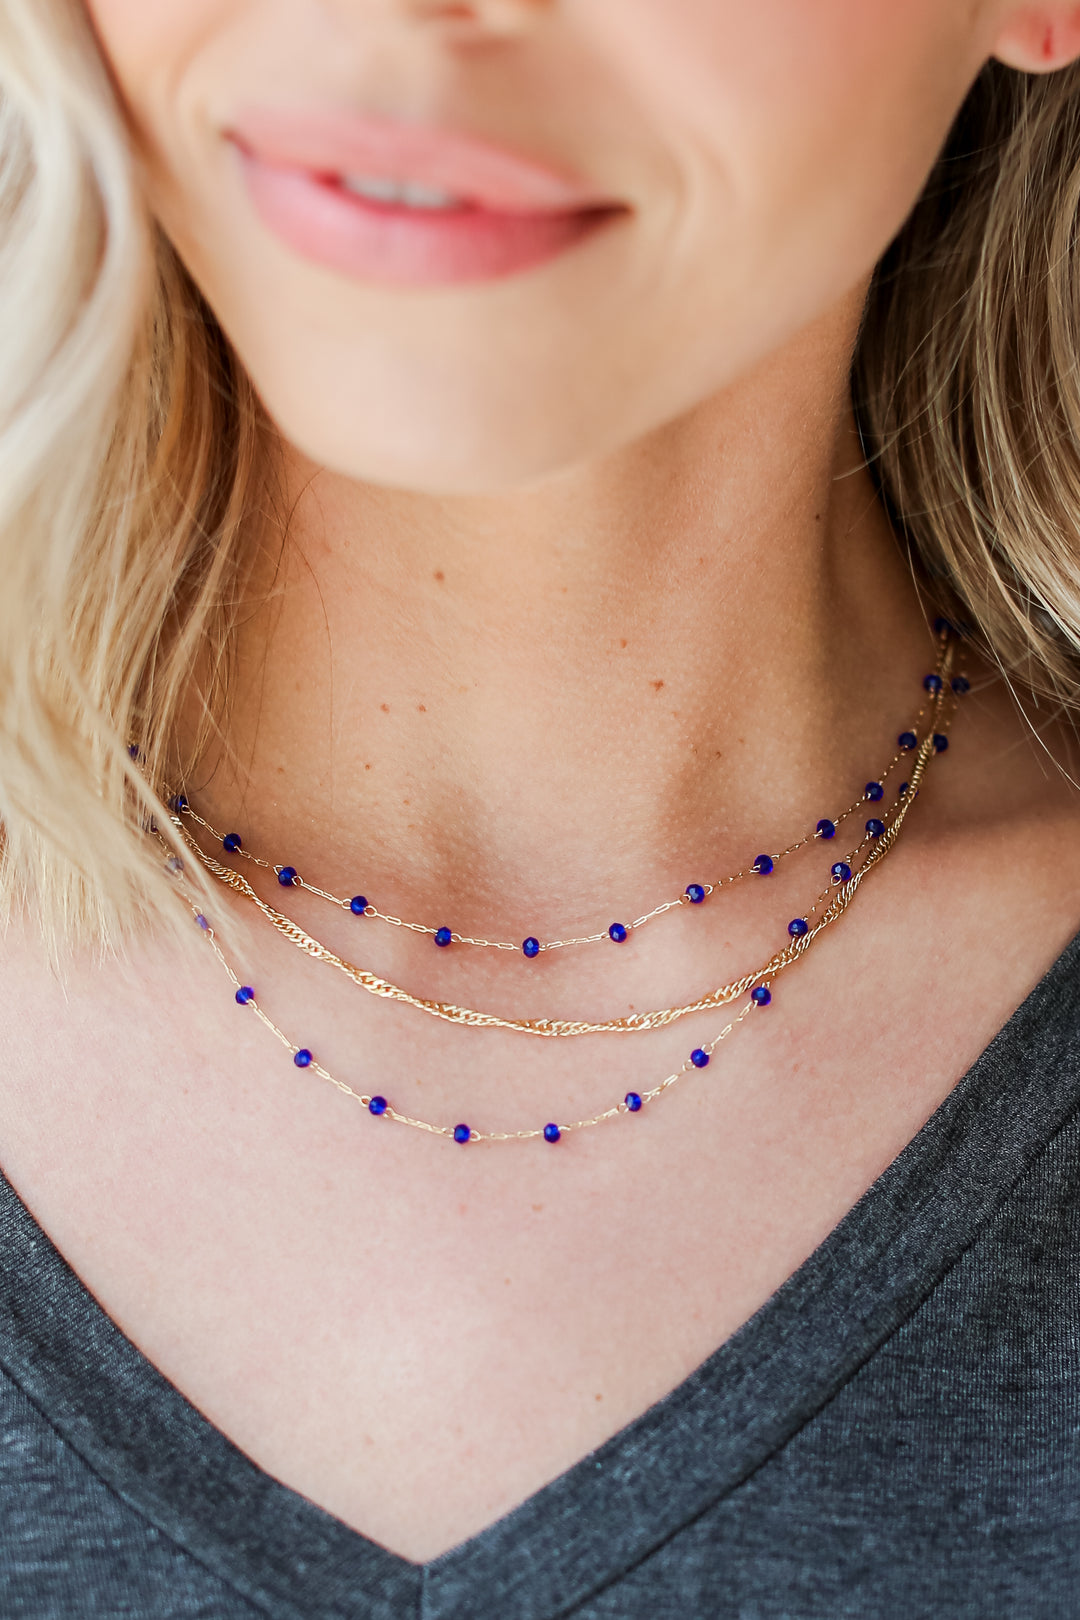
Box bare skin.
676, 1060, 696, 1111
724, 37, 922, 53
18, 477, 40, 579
3, 0, 1080, 1568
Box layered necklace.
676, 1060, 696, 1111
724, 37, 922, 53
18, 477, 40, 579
150, 623, 968, 1148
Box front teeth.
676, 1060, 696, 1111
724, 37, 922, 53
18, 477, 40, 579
340, 175, 464, 210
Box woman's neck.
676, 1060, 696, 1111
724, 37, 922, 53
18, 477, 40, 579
192, 290, 933, 921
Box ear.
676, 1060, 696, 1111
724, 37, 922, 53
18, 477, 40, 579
992, 5, 1080, 72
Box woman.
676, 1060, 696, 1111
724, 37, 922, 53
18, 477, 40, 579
1, 0, 1079, 1613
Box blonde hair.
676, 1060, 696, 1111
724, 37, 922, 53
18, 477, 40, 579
0, 4, 1078, 947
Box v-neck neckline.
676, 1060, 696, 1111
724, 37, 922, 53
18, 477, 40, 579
2, 929, 1079, 1620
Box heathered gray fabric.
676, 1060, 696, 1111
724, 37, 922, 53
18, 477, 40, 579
2, 934, 1080, 1619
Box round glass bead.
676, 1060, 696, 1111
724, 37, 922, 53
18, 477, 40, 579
752, 986, 772, 1007
865, 818, 885, 838
923, 674, 944, 694
544, 1123, 561, 1143
609, 923, 628, 943
788, 918, 809, 938
350, 895, 369, 915
690, 1048, 710, 1069
865, 782, 884, 802
952, 675, 971, 695
817, 819, 836, 841
369, 1095, 388, 1116
235, 986, 254, 1005
127, 743, 140, 760
898, 782, 909, 797
934, 616, 953, 636
831, 862, 852, 884
223, 833, 242, 853
435, 927, 453, 947
278, 866, 298, 887
933, 733, 949, 753
453, 1123, 472, 1144
625, 1092, 643, 1113
523, 937, 541, 958
898, 731, 918, 751
166, 855, 184, 875
294, 1049, 313, 1068
172, 794, 188, 815
686, 884, 706, 905
753, 854, 775, 876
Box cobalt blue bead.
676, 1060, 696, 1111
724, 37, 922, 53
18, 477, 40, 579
223, 832, 242, 853
817, 819, 836, 840
453, 1123, 471, 1144
127, 743, 139, 760
690, 1048, 710, 1069
934, 616, 953, 636
544, 1123, 561, 1143
952, 675, 971, 695
195, 914, 210, 931
369, 1095, 388, 1116
898, 782, 910, 797
898, 731, 918, 751
752, 986, 772, 1007
435, 927, 453, 947
172, 794, 188, 815
609, 923, 628, 943
788, 918, 809, 938
933, 733, 949, 753
865, 781, 884, 802
686, 884, 706, 905
923, 673, 944, 694
753, 854, 775, 876
523, 936, 541, 958
294, 1049, 313, 1068
235, 986, 254, 1005
625, 1092, 643, 1113
278, 866, 298, 887
350, 895, 369, 915
866, 818, 885, 838
831, 862, 852, 884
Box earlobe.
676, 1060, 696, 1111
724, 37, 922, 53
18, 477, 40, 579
993, 5, 1080, 72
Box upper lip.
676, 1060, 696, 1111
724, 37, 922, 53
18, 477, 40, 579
226, 109, 616, 215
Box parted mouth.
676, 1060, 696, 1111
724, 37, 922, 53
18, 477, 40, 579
225, 107, 623, 218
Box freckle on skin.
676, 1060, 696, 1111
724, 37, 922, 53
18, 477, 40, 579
459, 1203, 468, 1215
434, 570, 445, 582
620, 639, 628, 649
531, 1203, 543, 1212
653, 679, 665, 691
418, 704, 427, 712
381, 703, 390, 713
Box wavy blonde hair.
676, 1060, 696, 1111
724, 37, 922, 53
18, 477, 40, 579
0, 1, 1078, 948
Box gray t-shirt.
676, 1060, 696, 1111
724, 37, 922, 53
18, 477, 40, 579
2, 932, 1080, 1619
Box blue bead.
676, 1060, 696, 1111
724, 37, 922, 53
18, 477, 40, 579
544, 1123, 561, 1143
435, 926, 453, 947
753, 854, 775, 876
235, 986, 254, 1005
127, 743, 140, 760
625, 1092, 643, 1113
350, 895, 369, 915
952, 675, 971, 695
172, 794, 188, 814
752, 986, 772, 1007
933, 733, 949, 753
278, 866, 298, 887
788, 918, 809, 938
523, 936, 541, 958
369, 1095, 388, 1116
831, 862, 852, 884
923, 674, 944, 694
166, 855, 184, 875
865, 818, 885, 838
816, 819, 836, 841
934, 616, 953, 636
898, 731, 918, 751
294, 1048, 313, 1068
609, 923, 628, 943
453, 1123, 471, 1144
690, 1048, 710, 1069
686, 884, 706, 905
223, 832, 242, 853
865, 782, 884, 802
898, 782, 909, 796
195, 914, 210, 931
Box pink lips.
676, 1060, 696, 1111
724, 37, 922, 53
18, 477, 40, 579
227, 110, 623, 287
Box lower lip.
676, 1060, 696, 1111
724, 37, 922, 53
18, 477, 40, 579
238, 153, 618, 287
